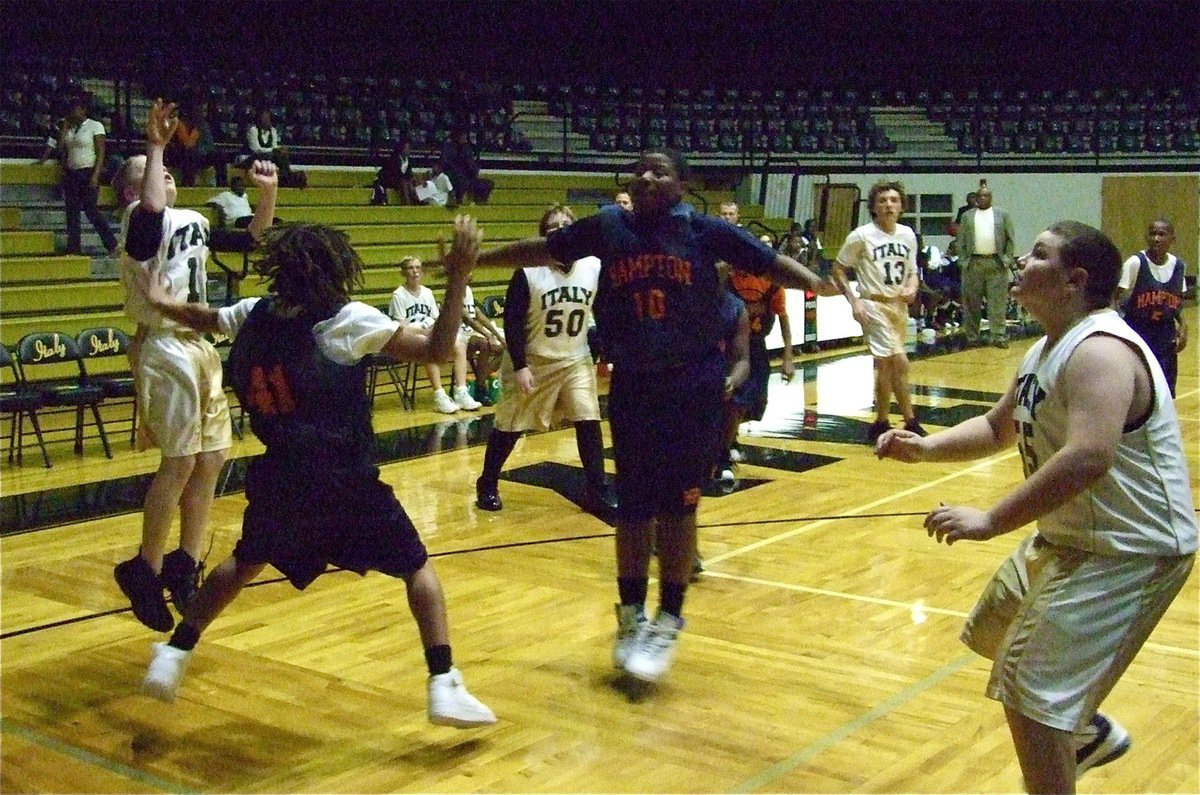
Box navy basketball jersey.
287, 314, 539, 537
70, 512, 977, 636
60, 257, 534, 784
546, 204, 775, 372
227, 298, 374, 465
1124, 251, 1185, 353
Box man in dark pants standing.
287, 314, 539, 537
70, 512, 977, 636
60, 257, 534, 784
956, 186, 1016, 348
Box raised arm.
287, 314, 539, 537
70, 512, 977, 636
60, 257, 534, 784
140, 99, 178, 214
244, 160, 279, 241
382, 216, 482, 362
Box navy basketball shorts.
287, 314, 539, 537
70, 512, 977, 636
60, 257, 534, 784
235, 456, 429, 589
608, 354, 725, 522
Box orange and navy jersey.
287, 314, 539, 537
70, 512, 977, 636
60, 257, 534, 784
729, 269, 786, 339
1124, 252, 1184, 351
545, 203, 776, 372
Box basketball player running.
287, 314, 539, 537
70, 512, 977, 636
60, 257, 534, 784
130, 216, 495, 728
476, 149, 837, 684
112, 99, 278, 632
475, 204, 615, 515
877, 221, 1196, 793
831, 180, 925, 444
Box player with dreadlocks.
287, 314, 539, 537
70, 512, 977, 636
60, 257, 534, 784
129, 216, 496, 729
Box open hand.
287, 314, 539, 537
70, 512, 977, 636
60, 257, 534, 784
132, 260, 171, 309
437, 214, 482, 283
923, 504, 999, 545
146, 99, 178, 148
875, 428, 926, 461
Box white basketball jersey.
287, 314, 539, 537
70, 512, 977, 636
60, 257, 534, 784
388, 284, 438, 329
523, 257, 601, 362
1013, 309, 1197, 555
120, 203, 211, 331
836, 222, 917, 298
460, 284, 478, 334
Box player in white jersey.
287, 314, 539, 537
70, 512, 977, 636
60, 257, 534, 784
457, 283, 506, 406
388, 256, 481, 413
475, 205, 614, 516
876, 221, 1196, 793
832, 180, 925, 444
111, 100, 278, 633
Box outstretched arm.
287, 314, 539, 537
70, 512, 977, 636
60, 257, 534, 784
877, 377, 1018, 464
131, 261, 222, 334
477, 237, 562, 270
767, 253, 839, 296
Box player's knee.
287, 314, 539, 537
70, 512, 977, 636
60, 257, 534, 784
157, 454, 198, 484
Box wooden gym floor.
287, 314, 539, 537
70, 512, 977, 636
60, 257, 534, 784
2, 316, 1197, 794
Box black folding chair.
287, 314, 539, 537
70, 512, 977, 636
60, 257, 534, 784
76, 327, 138, 447
0, 342, 51, 468
365, 305, 417, 410
15, 331, 112, 460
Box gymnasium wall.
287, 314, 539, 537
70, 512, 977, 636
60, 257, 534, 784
753, 171, 1200, 274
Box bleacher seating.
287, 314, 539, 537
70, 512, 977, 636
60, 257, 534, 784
928, 85, 1200, 157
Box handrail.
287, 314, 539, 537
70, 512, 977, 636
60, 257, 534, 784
744, 220, 778, 245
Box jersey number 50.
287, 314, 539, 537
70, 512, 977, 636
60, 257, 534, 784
545, 307, 586, 337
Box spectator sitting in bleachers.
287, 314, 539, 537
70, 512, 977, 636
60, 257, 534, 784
372, 139, 419, 206
415, 162, 454, 207
205, 175, 254, 228
168, 100, 224, 187
439, 129, 492, 206
244, 108, 302, 187
388, 255, 483, 414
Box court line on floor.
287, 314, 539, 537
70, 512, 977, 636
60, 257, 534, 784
0, 718, 195, 794
730, 652, 977, 793
704, 449, 1021, 566
702, 570, 968, 618
704, 570, 1199, 660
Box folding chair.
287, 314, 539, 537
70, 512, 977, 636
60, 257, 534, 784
0, 342, 51, 468
365, 305, 417, 410
15, 331, 112, 460
76, 327, 138, 447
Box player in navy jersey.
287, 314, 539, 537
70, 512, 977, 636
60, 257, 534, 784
476, 149, 837, 685
1117, 218, 1188, 395
129, 217, 495, 729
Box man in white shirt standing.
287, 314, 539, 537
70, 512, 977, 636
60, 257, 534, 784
58, 96, 118, 255
955, 185, 1016, 348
